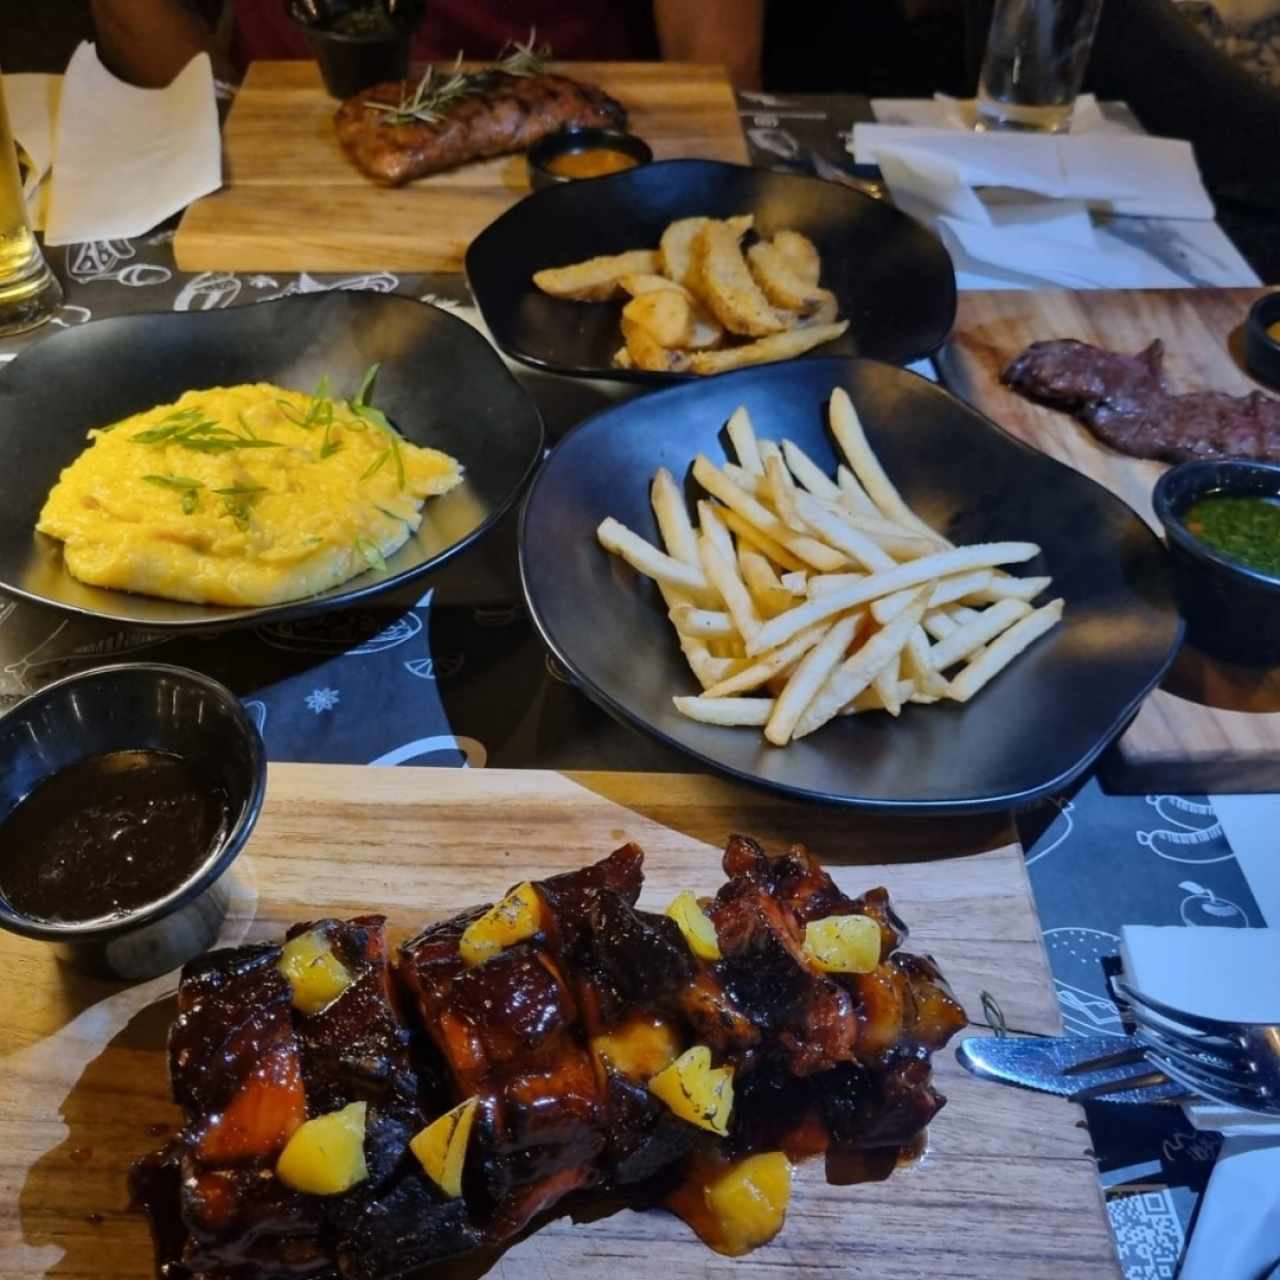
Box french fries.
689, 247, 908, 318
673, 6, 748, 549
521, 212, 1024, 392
533, 215, 848, 376
594, 392, 1064, 745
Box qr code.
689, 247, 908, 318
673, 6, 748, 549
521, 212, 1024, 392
1108, 1189, 1185, 1280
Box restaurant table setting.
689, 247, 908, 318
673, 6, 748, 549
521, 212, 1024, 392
0, 38, 1278, 1280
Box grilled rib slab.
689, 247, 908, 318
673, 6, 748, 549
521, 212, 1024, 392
335, 71, 627, 185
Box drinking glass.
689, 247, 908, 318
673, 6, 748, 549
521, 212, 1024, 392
975, 0, 1105, 135
0, 71, 62, 336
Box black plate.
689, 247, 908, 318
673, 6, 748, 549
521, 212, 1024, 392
467, 159, 956, 384
519, 357, 1183, 812
0, 292, 544, 629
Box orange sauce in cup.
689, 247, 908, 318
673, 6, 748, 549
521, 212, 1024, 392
545, 148, 640, 180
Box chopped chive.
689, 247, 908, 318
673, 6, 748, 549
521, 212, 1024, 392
353, 363, 380, 409
356, 537, 387, 571
361, 447, 391, 480
181, 489, 198, 515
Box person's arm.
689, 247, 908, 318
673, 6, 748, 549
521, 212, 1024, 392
91, 0, 232, 87
652, 0, 764, 90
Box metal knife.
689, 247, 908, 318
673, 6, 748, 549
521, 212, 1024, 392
956, 1034, 1191, 1105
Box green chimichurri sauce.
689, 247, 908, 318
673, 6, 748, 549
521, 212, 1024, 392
1183, 494, 1280, 577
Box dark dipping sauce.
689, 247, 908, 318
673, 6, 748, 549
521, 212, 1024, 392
0, 749, 230, 925
1183, 494, 1280, 578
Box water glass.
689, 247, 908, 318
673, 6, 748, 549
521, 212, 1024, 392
0, 70, 62, 336
976, 0, 1105, 134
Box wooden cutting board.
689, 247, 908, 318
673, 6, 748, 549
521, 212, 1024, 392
939, 286, 1280, 794
0, 765, 1118, 1279
173, 61, 749, 273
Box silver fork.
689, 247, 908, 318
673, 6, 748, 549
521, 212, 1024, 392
1111, 980, 1280, 1116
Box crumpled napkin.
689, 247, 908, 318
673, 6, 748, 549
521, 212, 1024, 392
1120, 926, 1280, 1280
846, 117, 1216, 289
44, 43, 220, 247
850, 125, 1214, 220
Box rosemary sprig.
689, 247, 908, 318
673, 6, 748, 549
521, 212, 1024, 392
366, 30, 550, 126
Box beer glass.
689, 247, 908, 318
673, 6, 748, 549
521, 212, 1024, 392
975, 0, 1105, 134
0, 70, 62, 335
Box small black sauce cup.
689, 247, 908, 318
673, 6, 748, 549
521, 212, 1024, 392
527, 128, 654, 191
1244, 292, 1280, 392
1153, 459, 1280, 667
0, 663, 266, 981
286, 0, 422, 99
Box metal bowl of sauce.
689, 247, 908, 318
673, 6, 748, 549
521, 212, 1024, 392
527, 128, 653, 191
0, 663, 266, 979
1153, 459, 1280, 666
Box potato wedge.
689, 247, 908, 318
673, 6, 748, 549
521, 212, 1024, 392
660, 215, 752, 289
621, 312, 693, 373
692, 220, 784, 337
747, 240, 835, 317
772, 229, 822, 286
623, 290, 697, 348
621, 274, 724, 350
533, 249, 659, 301
688, 322, 849, 376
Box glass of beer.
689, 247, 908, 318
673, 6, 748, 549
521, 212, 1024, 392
975, 0, 1105, 135
0, 70, 62, 336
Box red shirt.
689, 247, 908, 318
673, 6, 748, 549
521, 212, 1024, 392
230, 0, 658, 69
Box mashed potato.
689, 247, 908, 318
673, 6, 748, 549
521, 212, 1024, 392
37, 377, 462, 607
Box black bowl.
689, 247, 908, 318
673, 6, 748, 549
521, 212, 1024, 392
1244, 292, 1280, 392
1153, 459, 1280, 666
467, 159, 957, 384
0, 663, 265, 979
527, 128, 654, 191
0, 291, 544, 630
519, 356, 1182, 813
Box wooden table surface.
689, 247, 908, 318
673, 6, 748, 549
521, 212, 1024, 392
0, 765, 1118, 1279
940, 285, 1280, 794
174, 61, 750, 273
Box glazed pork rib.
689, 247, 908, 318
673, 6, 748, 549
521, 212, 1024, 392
134, 840, 966, 1278
335, 71, 627, 185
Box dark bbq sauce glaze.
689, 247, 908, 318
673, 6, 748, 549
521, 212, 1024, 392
0, 749, 230, 924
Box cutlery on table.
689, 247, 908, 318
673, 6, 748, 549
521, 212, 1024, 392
958, 990, 1280, 1115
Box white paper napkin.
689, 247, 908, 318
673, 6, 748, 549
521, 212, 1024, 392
1120, 926, 1280, 1280
44, 43, 220, 247
851, 125, 1214, 220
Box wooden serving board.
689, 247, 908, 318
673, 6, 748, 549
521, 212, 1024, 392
0, 765, 1118, 1279
940, 286, 1280, 793
174, 61, 749, 273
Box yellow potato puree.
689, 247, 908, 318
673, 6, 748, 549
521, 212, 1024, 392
37, 379, 462, 607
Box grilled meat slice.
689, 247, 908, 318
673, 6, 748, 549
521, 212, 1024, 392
1003, 337, 1280, 463
334, 71, 626, 186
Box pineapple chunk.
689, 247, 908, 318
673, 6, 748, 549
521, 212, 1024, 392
666, 891, 722, 962
278, 927, 354, 1015
702, 1153, 793, 1256
592, 1015, 682, 1080
410, 1096, 478, 1198
458, 881, 544, 968
648, 1045, 734, 1136
803, 913, 882, 974
275, 1101, 368, 1196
